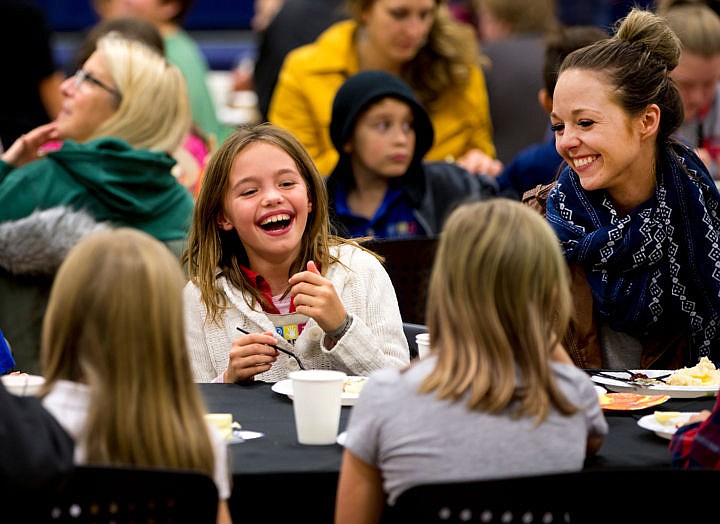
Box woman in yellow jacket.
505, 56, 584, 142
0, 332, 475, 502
268, 0, 500, 177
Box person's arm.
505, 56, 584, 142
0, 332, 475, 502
302, 248, 409, 374
223, 331, 279, 382
216, 499, 233, 524
551, 343, 574, 365
335, 449, 385, 524
288, 260, 347, 335
575, 367, 608, 457
0, 207, 108, 277
586, 434, 604, 456
456, 149, 503, 177
1, 122, 58, 168
0, 124, 66, 223
183, 283, 226, 382
669, 407, 719, 468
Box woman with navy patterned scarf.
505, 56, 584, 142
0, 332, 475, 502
525, 8, 720, 370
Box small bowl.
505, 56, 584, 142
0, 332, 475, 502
1, 374, 45, 396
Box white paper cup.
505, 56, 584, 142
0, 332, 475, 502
415, 333, 430, 359
1, 373, 45, 396
289, 369, 347, 445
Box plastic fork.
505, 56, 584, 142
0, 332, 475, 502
235, 327, 306, 370
623, 370, 671, 383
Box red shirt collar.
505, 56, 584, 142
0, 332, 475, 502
239, 265, 296, 314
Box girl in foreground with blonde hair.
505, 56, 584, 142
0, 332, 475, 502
39, 228, 232, 524
335, 199, 607, 523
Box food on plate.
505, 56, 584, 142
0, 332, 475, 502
666, 357, 720, 386
650, 411, 699, 433
625, 373, 666, 386
598, 392, 670, 410
342, 377, 367, 394
653, 411, 682, 424
204, 413, 234, 441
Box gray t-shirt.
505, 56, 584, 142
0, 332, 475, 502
344, 357, 608, 505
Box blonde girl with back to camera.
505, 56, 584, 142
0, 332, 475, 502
335, 199, 607, 523
39, 228, 232, 524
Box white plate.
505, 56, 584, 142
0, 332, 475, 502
231, 430, 265, 444
1, 374, 45, 396
637, 412, 698, 439
590, 370, 719, 398
271, 377, 365, 406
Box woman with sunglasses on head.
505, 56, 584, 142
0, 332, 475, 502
0, 33, 193, 241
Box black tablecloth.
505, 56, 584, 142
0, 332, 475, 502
200, 381, 348, 475
200, 382, 717, 523
586, 395, 716, 469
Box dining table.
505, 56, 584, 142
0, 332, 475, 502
200, 380, 717, 523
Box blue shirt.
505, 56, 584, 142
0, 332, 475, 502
496, 136, 563, 199
332, 184, 425, 239
0, 329, 15, 374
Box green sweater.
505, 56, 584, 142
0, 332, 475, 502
164, 29, 234, 145
0, 138, 193, 241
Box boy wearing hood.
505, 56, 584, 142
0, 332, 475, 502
326, 70, 497, 239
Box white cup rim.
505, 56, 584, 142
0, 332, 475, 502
288, 370, 347, 382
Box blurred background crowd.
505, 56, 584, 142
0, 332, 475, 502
8, 0, 658, 157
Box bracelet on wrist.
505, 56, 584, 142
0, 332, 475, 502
325, 314, 352, 344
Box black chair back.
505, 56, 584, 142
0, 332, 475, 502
382, 468, 720, 523
403, 322, 428, 360
363, 236, 438, 325
29, 465, 218, 523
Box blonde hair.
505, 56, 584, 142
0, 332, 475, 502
347, 0, 481, 108
89, 34, 191, 153
184, 123, 363, 323
40, 228, 215, 475
420, 199, 576, 424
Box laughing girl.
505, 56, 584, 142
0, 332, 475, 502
183, 123, 410, 383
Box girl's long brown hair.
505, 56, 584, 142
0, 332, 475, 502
41, 228, 215, 474
184, 123, 369, 323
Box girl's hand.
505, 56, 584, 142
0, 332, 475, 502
288, 260, 347, 333
686, 410, 711, 425
1, 122, 59, 167
224, 331, 278, 382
